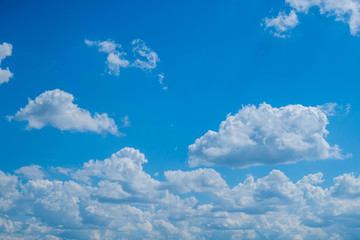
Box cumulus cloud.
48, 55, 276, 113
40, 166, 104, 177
265, 0, 360, 36
0, 148, 359, 239
15, 165, 44, 180
188, 103, 349, 168
264, 10, 299, 37
85, 39, 130, 75
10, 89, 119, 135
0, 42, 13, 84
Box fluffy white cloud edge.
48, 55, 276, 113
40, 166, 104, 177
0, 42, 13, 84
0, 147, 359, 239
188, 103, 349, 168
264, 0, 360, 37
9, 89, 119, 135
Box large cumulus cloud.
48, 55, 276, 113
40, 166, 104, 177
188, 103, 348, 168
0, 147, 359, 239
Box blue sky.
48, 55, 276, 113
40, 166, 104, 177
1, 0, 360, 239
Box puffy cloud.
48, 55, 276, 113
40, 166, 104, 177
164, 168, 228, 194
0, 42, 12, 64
15, 165, 44, 180
0, 42, 13, 84
10, 89, 119, 135
264, 10, 299, 37
188, 103, 348, 168
265, 0, 360, 36
85, 40, 130, 75
0, 148, 359, 239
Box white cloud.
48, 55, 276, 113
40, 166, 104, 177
85, 40, 130, 75
121, 115, 131, 128
264, 10, 299, 37
188, 103, 349, 168
0, 42, 13, 84
10, 89, 119, 135
164, 168, 228, 194
86, 39, 160, 76
157, 73, 168, 90
265, 0, 360, 36
318, 102, 351, 116
0, 148, 359, 239
131, 39, 160, 70
15, 165, 44, 180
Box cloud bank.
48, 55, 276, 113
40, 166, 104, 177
10, 89, 119, 135
264, 0, 360, 37
0, 42, 13, 84
188, 103, 348, 168
0, 147, 359, 239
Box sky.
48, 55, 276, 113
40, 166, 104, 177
0, 0, 360, 239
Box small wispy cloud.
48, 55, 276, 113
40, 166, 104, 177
86, 39, 166, 89
264, 10, 299, 38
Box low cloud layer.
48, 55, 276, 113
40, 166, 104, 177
10, 89, 119, 135
0, 147, 359, 239
188, 103, 348, 168
264, 0, 360, 37
0, 42, 13, 84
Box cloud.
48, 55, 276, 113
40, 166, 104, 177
131, 39, 159, 70
318, 102, 351, 116
0, 148, 359, 239
188, 103, 349, 168
86, 38, 160, 74
86, 39, 166, 89
264, 10, 299, 37
0, 42, 13, 84
10, 89, 119, 135
265, 0, 360, 36
157, 73, 168, 90
15, 165, 44, 180
85, 40, 130, 75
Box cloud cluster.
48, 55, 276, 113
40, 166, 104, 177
188, 103, 348, 168
86, 39, 167, 89
86, 39, 159, 72
0, 42, 13, 85
264, 0, 360, 37
0, 147, 359, 239
85, 40, 130, 76
10, 89, 119, 135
